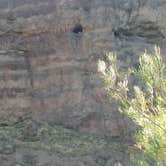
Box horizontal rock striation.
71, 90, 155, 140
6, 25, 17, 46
0, 0, 166, 165
0, 0, 166, 134
0, 49, 31, 123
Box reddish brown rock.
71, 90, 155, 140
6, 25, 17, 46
0, 0, 166, 136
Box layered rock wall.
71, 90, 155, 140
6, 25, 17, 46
0, 0, 166, 165
0, 0, 166, 135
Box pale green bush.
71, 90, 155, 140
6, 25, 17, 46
98, 46, 166, 165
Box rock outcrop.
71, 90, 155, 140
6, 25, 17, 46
0, 0, 166, 165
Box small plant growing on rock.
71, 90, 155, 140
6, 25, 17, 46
98, 46, 166, 165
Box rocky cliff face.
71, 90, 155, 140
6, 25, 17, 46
0, 0, 166, 165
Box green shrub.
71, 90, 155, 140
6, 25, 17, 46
98, 46, 166, 165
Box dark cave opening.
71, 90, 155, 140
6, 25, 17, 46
72, 24, 83, 34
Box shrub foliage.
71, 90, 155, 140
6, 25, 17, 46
98, 46, 166, 165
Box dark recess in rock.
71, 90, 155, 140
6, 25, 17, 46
72, 24, 83, 34
113, 21, 165, 41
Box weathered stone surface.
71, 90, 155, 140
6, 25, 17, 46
0, 0, 166, 165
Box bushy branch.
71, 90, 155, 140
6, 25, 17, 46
98, 47, 166, 165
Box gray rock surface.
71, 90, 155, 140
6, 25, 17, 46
0, 0, 166, 165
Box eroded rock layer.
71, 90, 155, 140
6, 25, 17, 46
0, 0, 166, 165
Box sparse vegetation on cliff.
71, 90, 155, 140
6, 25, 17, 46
98, 46, 166, 165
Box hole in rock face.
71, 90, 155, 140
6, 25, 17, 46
72, 24, 83, 34
114, 30, 120, 37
